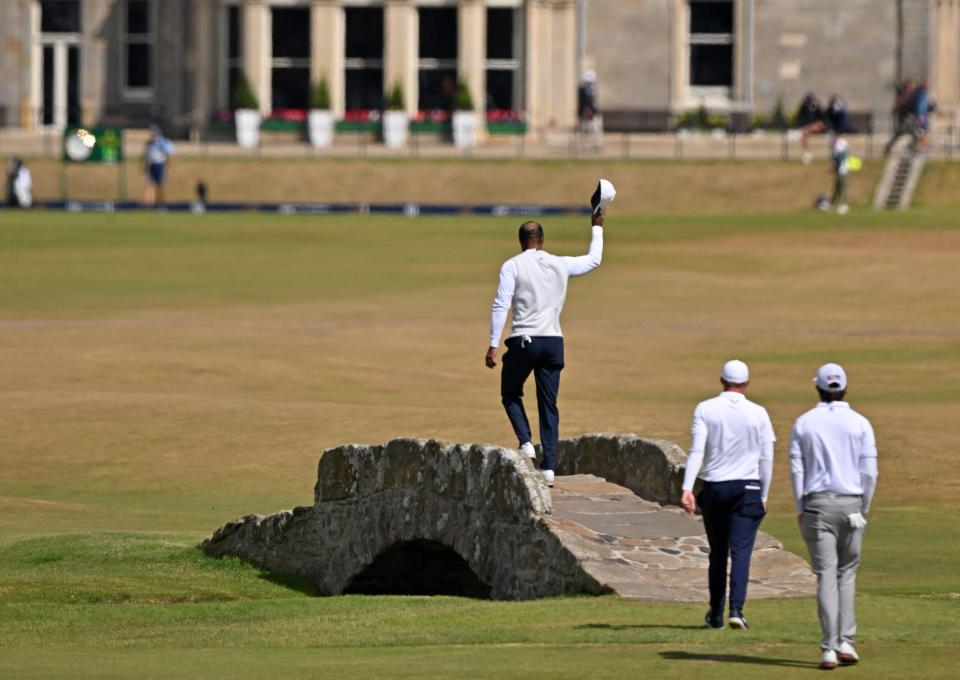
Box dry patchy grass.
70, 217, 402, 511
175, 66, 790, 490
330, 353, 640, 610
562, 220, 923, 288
18, 157, 886, 214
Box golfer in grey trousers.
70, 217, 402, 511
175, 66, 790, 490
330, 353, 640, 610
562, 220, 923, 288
789, 363, 878, 670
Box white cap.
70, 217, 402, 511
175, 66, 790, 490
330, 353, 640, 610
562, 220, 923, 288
591, 179, 617, 215
814, 363, 847, 392
582, 69, 597, 83
721, 359, 749, 384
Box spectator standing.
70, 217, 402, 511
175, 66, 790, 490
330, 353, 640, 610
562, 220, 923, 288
578, 70, 602, 151
144, 125, 174, 207
681, 359, 775, 631
883, 79, 917, 156
789, 363, 878, 670
828, 134, 851, 214
910, 79, 931, 153
6, 158, 33, 208
798, 92, 826, 164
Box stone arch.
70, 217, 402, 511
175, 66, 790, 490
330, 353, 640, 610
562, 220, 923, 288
200, 435, 813, 601
201, 438, 606, 600
343, 539, 492, 598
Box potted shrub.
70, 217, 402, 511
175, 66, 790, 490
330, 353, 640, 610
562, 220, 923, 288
308, 77, 334, 148
232, 73, 261, 148
451, 80, 477, 149
382, 82, 408, 149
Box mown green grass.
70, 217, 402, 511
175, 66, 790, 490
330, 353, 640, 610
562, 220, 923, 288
1, 534, 958, 679
1, 206, 958, 677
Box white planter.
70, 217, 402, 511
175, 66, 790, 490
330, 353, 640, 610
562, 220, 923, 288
382, 110, 408, 148
235, 109, 261, 148
308, 109, 335, 148
452, 110, 478, 149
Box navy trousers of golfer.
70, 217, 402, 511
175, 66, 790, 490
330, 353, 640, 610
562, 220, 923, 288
500, 336, 564, 471
697, 480, 766, 615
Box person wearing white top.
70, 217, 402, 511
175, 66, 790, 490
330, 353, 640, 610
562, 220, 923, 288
830, 134, 850, 214
485, 211, 604, 486
6, 158, 32, 208
790, 363, 878, 670
682, 359, 775, 630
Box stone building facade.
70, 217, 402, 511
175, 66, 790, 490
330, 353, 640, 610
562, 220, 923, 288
1, 0, 959, 136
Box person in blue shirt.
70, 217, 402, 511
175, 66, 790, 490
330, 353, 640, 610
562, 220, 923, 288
144, 125, 174, 206
910, 80, 930, 152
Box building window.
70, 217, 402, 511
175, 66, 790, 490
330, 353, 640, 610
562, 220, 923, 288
689, 1, 734, 93
418, 7, 458, 112
485, 7, 523, 113
41, 0, 81, 33
223, 4, 244, 109
270, 7, 311, 111
345, 6, 384, 110
123, 0, 154, 97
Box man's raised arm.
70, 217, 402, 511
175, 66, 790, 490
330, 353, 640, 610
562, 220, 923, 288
563, 213, 604, 277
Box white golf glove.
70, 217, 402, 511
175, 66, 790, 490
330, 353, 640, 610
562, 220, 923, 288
847, 512, 868, 529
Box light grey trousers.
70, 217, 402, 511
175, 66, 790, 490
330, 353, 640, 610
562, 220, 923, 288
800, 493, 865, 651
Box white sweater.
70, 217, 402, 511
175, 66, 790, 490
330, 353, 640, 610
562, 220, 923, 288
682, 391, 776, 501
489, 226, 603, 347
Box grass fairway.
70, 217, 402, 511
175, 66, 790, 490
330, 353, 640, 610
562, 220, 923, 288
1, 206, 959, 678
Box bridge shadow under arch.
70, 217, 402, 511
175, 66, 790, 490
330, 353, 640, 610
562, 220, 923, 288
344, 539, 492, 598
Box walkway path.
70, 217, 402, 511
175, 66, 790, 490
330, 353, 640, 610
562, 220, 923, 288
546, 474, 815, 601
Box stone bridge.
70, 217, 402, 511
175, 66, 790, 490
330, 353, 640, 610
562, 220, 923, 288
201, 434, 815, 601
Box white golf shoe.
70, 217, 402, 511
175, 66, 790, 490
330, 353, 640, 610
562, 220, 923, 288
819, 649, 838, 670
836, 203, 849, 215
837, 641, 859, 664
541, 469, 555, 487
519, 442, 536, 459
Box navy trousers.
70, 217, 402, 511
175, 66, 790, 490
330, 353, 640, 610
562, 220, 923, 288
500, 336, 564, 471
697, 479, 766, 615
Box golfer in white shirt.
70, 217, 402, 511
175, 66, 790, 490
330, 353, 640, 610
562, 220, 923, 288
485, 211, 604, 486
682, 359, 775, 630
790, 363, 878, 670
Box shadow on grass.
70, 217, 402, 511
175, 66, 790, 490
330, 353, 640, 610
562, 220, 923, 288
578, 623, 705, 631
256, 571, 316, 596
660, 651, 817, 669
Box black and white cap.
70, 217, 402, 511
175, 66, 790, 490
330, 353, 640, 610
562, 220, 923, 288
590, 179, 616, 216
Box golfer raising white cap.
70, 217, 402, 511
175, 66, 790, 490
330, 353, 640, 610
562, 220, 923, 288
790, 363, 878, 670
682, 359, 776, 630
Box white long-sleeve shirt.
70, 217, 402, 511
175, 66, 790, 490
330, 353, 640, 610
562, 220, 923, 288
13, 167, 32, 208
489, 226, 603, 347
682, 391, 776, 501
789, 401, 878, 514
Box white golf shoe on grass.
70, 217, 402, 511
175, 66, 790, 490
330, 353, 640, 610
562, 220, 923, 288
819, 650, 838, 670
519, 442, 536, 459
837, 641, 859, 664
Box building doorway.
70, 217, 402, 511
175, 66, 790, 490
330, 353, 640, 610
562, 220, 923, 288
36, 0, 82, 128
